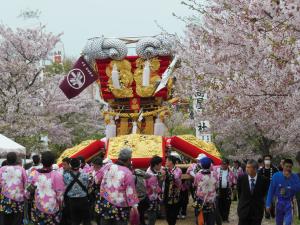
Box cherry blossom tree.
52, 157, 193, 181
0, 24, 61, 144
175, 0, 300, 155
0, 24, 103, 153
164, 109, 194, 136
33, 74, 103, 150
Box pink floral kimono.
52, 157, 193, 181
27, 168, 65, 225
0, 165, 27, 214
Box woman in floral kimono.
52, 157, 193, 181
193, 157, 218, 225
95, 148, 139, 225
78, 156, 92, 174
27, 151, 65, 225
163, 155, 182, 225
145, 156, 165, 225
0, 152, 27, 225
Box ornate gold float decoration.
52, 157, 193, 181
178, 135, 221, 158
134, 57, 161, 97
57, 140, 95, 163
107, 134, 163, 158
106, 59, 134, 98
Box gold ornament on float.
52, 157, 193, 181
134, 57, 161, 97
57, 140, 96, 163
106, 59, 134, 98
178, 135, 221, 158
107, 134, 163, 158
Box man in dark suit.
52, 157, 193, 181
237, 159, 269, 225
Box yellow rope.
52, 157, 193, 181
103, 106, 169, 118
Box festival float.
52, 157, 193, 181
57, 35, 222, 167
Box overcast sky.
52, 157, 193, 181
0, 0, 192, 57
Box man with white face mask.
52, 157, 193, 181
258, 154, 279, 219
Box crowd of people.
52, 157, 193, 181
0, 149, 300, 225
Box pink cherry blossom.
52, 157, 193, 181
175, 0, 300, 155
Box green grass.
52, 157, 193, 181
295, 218, 300, 225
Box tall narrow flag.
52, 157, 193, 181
59, 56, 98, 99
154, 55, 178, 94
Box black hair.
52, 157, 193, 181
77, 156, 85, 164
41, 151, 55, 168
263, 155, 272, 160
7, 152, 17, 165
150, 155, 163, 168
32, 155, 40, 165
70, 158, 80, 169
257, 158, 263, 164
98, 152, 105, 159
167, 155, 177, 165
92, 157, 103, 166
62, 157, 71, 164
283, 158, 293, 166
234, 160, 241, 166
222, 158, 229, 165
1, 160, 8, 167
24, 162, 32, 170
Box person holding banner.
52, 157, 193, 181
193, 157, 218, 225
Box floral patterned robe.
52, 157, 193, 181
95, 163, 139, 221
145, 167, 164, 211
95, 163, 139, 207
187, 163, 202, 177
27, 169, 65, 224
0, 165, 27, 214
80, 163, 92, 174
145, 167, 163, 201
232, 166, 244, 180
194, 170, 218, 204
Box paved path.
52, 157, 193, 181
92, 201, 300, 224
155, 201, 275, 225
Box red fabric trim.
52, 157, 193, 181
71, 140, 105, 160
109, 158, 150, 169
58, 140, 105, 166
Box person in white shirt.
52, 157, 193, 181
216, 159, 236, 223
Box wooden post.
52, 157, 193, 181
144, 116, 154, 134
119, 118, 129, 135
